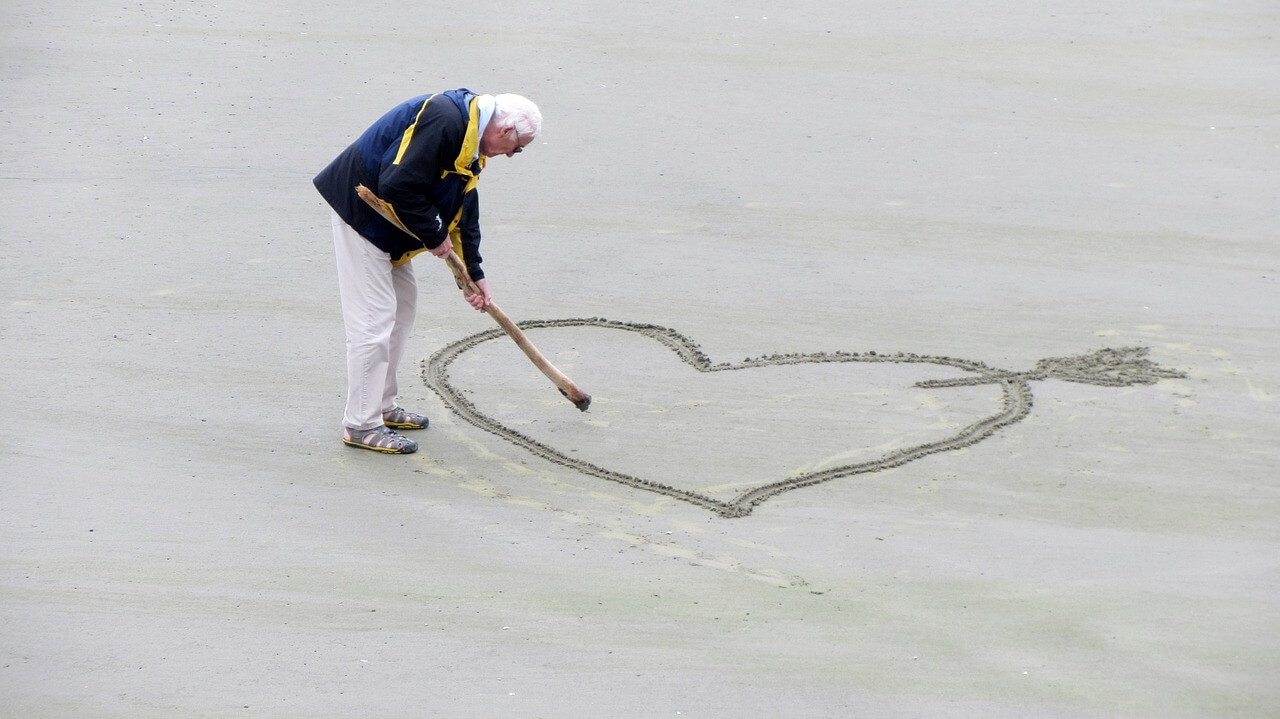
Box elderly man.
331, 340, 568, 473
314, 89, 541, 454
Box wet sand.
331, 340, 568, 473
2, 1, 1278, 717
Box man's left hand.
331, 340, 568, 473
464, 277, 491, 311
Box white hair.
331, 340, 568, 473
492, 93, 542, 140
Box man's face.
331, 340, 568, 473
479, 122, 530, 158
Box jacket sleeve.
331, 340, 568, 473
376, 103, 458, 249
456, 190, 484, 281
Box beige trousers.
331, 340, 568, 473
331, 211, 418, 431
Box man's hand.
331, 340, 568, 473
428, 239, 453, 259
464, 277, 491, 311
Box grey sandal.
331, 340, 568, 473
382, 406, 429, 430
343, 425, 418, 454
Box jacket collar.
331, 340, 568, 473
452, 95, 485, 175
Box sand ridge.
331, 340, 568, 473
424, 318, 1187, 517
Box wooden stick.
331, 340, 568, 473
355, 185, 591, 411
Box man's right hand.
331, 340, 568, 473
429, 240, 453, 259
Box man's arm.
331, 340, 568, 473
455, 190, 483, 279
457, 191, 489, 309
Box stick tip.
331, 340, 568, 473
557, 387, 592, 411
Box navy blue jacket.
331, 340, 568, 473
314, 89, 485, 277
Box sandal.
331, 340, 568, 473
343, 425, 418, 454
382, 406, 429, 430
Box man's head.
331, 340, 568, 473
479, 94, 542, 158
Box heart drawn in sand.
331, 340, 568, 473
423, 319, 1185, 518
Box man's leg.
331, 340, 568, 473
382, 258, 419, 414
331, 211, 396, 432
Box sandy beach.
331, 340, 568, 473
2, 1, 1277, 716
